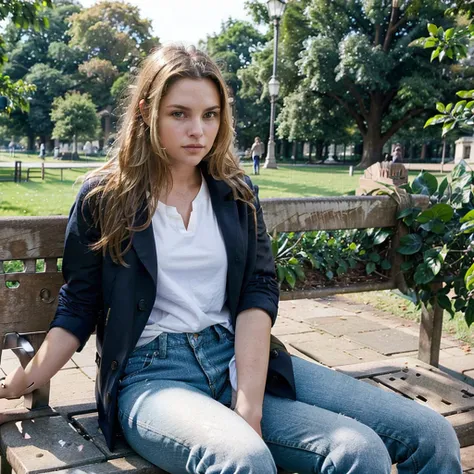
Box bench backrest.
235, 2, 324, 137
0, 194, 429, 407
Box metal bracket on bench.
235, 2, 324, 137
2, 331, 50, 409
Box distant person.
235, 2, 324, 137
251, 136, 264, 175
39, 143, 46, 160
83, 141, 93, 156
8, 140, 15, 157
392, 146, 403, 163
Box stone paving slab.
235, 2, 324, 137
279, 299, 357, 320
306, 315, 389, 336
281, 332, 389, 366
271, 317, 315, 337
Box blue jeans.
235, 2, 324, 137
253, 156, 260, 175
117, 325, 461, 474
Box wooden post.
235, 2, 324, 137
418, 283, 443, 367
41, 162, 45, 180
60, 168, 63, 182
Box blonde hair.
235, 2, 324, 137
84, 44, 255, 265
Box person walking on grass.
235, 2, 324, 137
0, 44, 462, 474
251, 136, 264, 175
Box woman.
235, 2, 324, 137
251, 136, 264, 175
0, 45, 461, 474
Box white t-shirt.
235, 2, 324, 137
136, 176, 233, 347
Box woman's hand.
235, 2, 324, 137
234, 400, 263, 437
0, 366, 28, 399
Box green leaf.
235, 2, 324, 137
397, 208, 414, 219
437, 294, 454, 318
349, 242, 357, 251
417, 208, 435, 224
465, 300, 474, 327
414, 263, 435, 284
428, 23, 438, 36
401, 261, 414, 272
412, 172, 438, 195
288, 257, 299, 265
424, 249, 442, 276
292, 264, 305, 281
446, 103, 454, 113
461, 221, 474, 234
453, 160, 467, 179
369, 252, 381, 263
445, 28, 454, 40
436, 102, 446, 113
381, 259, 392, 270
460, 209, 474, 223
277, 264, 285, 282
366, 262, 376, 274
438, 177, 448, 196
465, 263, 474, 291
456, 90, 474, 99
430, 203, 454, 222
431, 48, 441, 61
284, 268, 296, 288
423, 37, 437, 48
397, 234, 423, 255
442, 120, 456, 136
373, 229, 391, 245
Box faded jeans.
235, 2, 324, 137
117, 325, 461, 474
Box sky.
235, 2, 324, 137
78, 0, 255, 45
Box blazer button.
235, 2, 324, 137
270, 349, 279, 359
111, 360, 118, 371
137, 299, 147, 311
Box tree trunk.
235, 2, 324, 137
316, 140, 324, 161
421, 143, 427, 161
359, 131, 385, 168
28, 134, 35, 152
308, 142, 315, 163
358, 102, 385, 169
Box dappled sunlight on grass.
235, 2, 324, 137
0, 163, 448, 217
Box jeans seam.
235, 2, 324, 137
265, 437, 335, 472
118, 408, 210, 473
377, 432, 418, 472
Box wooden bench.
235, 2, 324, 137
1, 194, 474, 474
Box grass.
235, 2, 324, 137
0, 161, 448, 216
350, 290, 474, 347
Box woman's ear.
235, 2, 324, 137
139, 99, 150, 126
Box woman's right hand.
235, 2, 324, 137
0, 366, 28, 399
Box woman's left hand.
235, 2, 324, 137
234, 401, 263, 437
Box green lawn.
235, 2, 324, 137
0, 161, 447, 217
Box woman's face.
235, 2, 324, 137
157, 77, 221, 169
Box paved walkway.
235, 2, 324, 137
1, 293, 474, 471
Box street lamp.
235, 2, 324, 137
264, 0, 286, 169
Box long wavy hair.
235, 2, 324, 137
84, 44, 255, 265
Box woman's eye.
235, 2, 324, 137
171, 111, 184, 118
204, 111, 218, 119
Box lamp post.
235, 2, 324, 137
264, 0, 286, 169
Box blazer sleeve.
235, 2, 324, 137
236, 179, 279, 324
49, 179, 103, 351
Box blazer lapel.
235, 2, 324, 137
202, 163, 245, 317
131, 205, 157, 286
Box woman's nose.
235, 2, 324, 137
188, 118, 204, 137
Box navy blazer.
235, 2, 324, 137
50, 161, 295, 451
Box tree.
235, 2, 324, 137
201, 19, 267, 149
67, 1, 158, 71
0, 0, 53, 111
51, 92, 100, 157
294, 0, 464, 168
